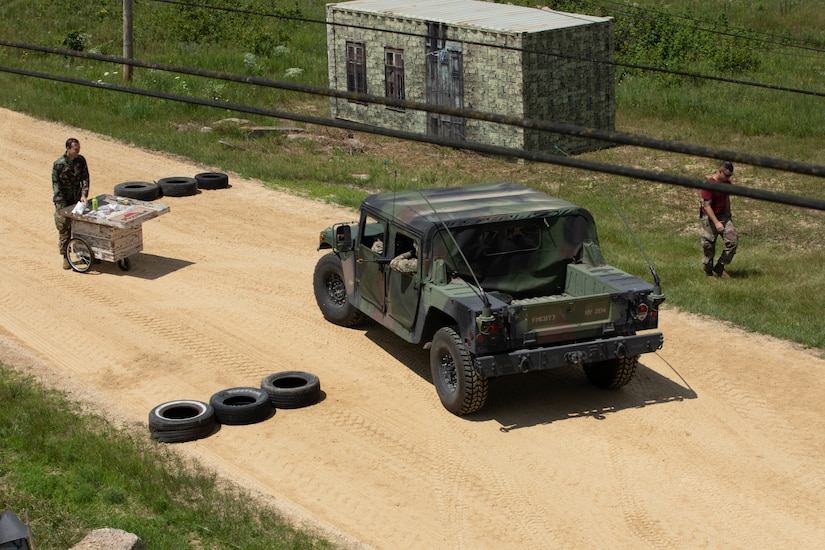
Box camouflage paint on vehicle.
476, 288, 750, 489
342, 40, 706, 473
315, 182, 665, 414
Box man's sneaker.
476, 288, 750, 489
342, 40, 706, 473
713, 264, 731, 279
62, 257, 71, 270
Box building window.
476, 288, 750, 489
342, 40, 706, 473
384, 48, 405, 109
346, 41, 367, 96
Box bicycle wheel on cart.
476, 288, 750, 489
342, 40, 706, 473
66, 238, 94, 273
118, 257, 131, 271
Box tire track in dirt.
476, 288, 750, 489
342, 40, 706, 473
687, 366, 825, 529
607, 443, 677, 549
629, 348, 825, 547
1, 256, 128, 375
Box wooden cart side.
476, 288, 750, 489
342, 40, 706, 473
70, 220, 143, 263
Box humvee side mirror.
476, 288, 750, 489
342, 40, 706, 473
335, 224, 353, 252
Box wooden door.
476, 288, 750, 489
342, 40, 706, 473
426, 23, 465, 140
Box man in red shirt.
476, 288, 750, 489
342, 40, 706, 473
700, 161, 738, 278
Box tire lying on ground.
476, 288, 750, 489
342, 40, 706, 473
157, 176, 199, 197
261, 371, 322, 409
195, 171, 230, 190
209, 387, 273, 425
148, 399, 217, 443
113, 181, 160, 201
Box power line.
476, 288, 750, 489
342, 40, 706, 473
4, 39, 825, 180
3, 39, 825, 180
1, 56, 824, 212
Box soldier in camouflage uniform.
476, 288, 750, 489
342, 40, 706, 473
52, 138, 90, 269
390, 241, 418, 274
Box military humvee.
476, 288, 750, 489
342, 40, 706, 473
314, 183, 665, 415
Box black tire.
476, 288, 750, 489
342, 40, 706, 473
157, 176, 199, 197
209, 387, 273, 425
430, 327, 488, 415
118, 257, 131, 271
583, 355, 639, 389
152, 424, 215, 444
195, 171, 229, 190
66, 238, 93, 273
148, 400, 217, 443
261, 371, 321, 409
313, 253, 364, 327
114, 181, 160, 201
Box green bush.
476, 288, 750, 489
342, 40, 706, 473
162, 0, 302, 56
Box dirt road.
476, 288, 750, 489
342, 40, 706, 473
2, 108, 824, 549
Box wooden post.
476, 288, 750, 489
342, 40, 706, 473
123, 0, 133, 83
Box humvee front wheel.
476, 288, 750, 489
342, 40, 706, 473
583, 355, 639, 389
430, 327, 488, 415
313, 253, 364, 327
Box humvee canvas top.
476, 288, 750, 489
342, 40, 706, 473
360, 182, 595, 237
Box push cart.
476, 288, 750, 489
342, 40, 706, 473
59, 194, 170, 273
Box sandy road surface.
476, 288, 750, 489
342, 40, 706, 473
2, 108, 825, 549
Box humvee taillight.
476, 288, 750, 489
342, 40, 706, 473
636, 303, 649, 321
475, 321, 501, 344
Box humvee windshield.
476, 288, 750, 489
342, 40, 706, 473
432, 214, 597, 297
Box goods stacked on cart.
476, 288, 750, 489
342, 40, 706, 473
74, 196, 135, 220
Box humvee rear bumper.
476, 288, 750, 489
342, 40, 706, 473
475, 332, 664, 378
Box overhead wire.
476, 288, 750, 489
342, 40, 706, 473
1, 44, 825, 212
3, 39, 825, 178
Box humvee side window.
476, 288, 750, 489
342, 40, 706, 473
390, 233, 419, 275
360, 215, 386, 254
544, 215, 597, 261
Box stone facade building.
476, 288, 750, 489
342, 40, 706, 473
326, 0, 615, 155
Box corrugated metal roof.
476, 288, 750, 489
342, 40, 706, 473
327, 0, 610, 33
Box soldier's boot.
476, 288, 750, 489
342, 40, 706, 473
63, 256, 71, 270
713, 263, 730, 279
703, 263, 714, 277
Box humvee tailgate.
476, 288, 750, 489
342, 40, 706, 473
513, 294, 615, 344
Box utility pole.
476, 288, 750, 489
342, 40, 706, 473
123, 0, 133, 83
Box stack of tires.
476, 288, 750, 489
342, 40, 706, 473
147, 370, 321, 443
114, 172, 230, 201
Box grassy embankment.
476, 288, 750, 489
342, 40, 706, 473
0, 0, 823, 546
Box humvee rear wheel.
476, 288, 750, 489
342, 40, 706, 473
313, 253, 364, 327
430, 327, 488, 415
583, 355, 639, 389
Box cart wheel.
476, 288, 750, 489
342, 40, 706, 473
66, 238, 93, 273
118, 257, 131, 271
